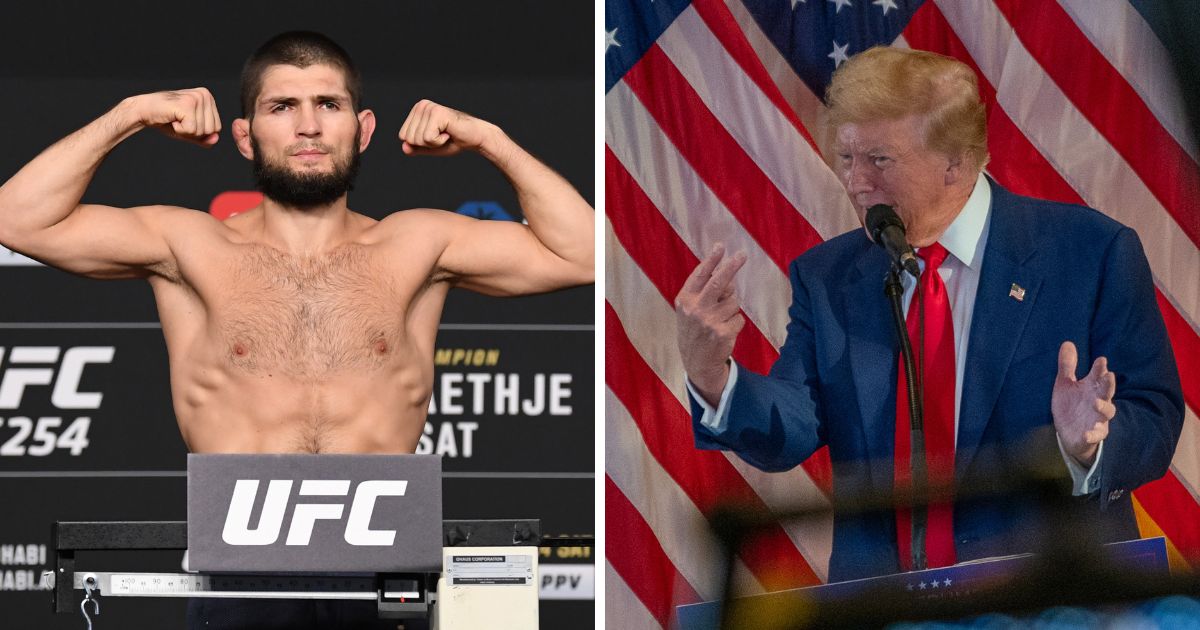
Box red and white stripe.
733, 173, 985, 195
606, 1, 1200, 627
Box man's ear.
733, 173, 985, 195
357, 109, 377, 153
232, 118, 254, 160
943, 153, 966, 186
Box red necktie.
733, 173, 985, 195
894, 242, 957, 571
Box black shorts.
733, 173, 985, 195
185, 598, 428, 630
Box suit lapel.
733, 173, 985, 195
956, 185, 1042, 479
845, 244, 902, 494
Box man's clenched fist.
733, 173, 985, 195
129, 88, 221, 147
398, 100, 497, 157
675, 244, 748, 407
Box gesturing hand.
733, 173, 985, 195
674, 245, 748, 407
1051, 341, 1117, 467
398, 100, 494, 157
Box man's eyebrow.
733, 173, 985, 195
259, 94, 349, 107
259, 96, 298, 107
833, 144, 896, 155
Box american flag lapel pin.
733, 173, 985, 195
1009, 283, 1026, 302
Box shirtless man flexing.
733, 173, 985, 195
0, 32, 594, 461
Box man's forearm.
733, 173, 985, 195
477, 125, 594, 272
0, 98, 142, 241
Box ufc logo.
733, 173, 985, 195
0, 347, 114, 409
221, 479, 408, 546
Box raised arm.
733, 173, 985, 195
0, 88, 221, 279
398, 100, 594, 296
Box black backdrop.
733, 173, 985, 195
0, 1, 595, 627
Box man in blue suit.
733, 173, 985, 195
674, 47, 1184, 583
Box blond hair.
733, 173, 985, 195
826, 46, 989, 171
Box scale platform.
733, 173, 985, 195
46, 519, 586, 622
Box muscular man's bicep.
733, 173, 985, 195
11, 204, 180, 279
435, 212, 593, 296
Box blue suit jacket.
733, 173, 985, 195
691, 182, 1184, 583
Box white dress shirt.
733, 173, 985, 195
687, 174, 1101, 495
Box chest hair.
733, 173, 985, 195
218, 244, 402, 377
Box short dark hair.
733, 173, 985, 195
240, 31, 362, 119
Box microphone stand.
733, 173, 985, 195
884, 266, 928, 571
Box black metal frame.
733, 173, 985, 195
50, 518, 561, 616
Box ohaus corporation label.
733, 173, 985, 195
447, 555, 533, 585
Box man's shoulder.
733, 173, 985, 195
366, 209, 467, 263
375, 208, 464, 230
373, 208, 455, 239
993, 183, 1126, 243
145, 205, 232, 248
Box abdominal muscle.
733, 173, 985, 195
171, 346, 434, 455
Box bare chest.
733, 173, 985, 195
210, 245, 411, 376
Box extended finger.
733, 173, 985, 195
1087, 355, 1107, 380
1056, 341, 1078, 382
682, 244, 725, 294
1086, 356, 1117, 400
699, 252, 747, 304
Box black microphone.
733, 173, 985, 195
865, 204, 920, 278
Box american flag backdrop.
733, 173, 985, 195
603, 0, 1200, 627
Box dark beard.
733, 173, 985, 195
251, 134, 361, 209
